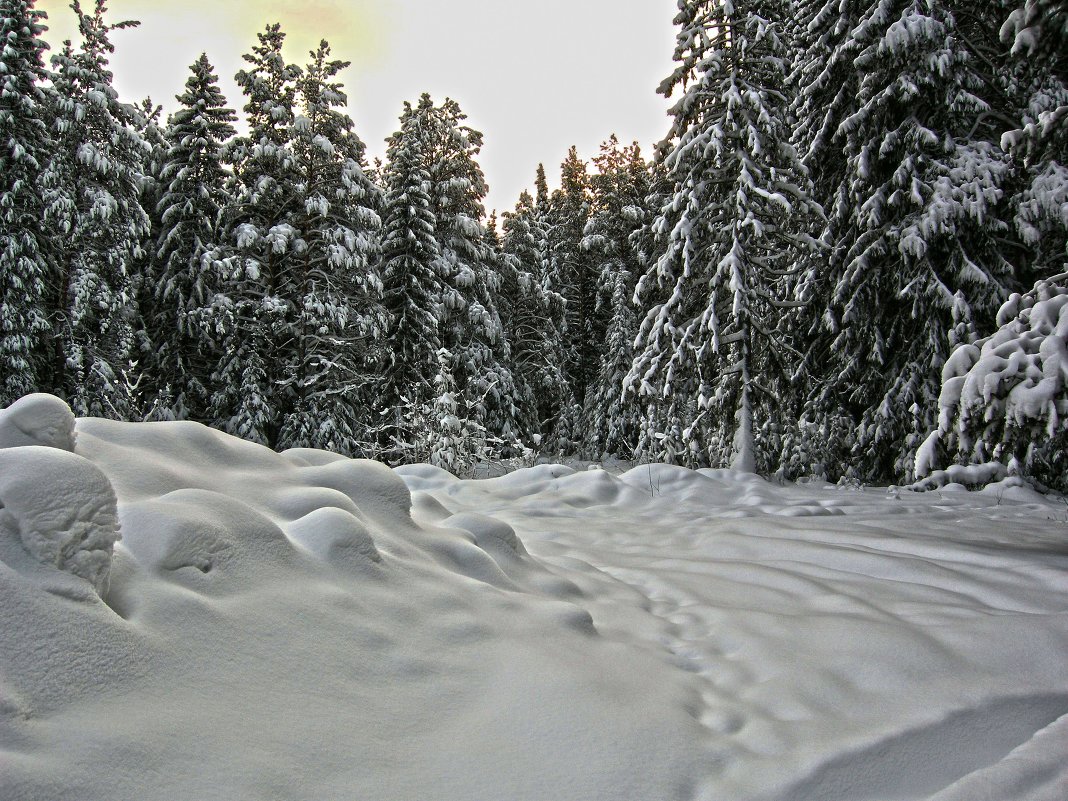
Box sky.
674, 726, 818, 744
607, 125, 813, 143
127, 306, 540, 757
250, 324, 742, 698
36, 0, 678, 215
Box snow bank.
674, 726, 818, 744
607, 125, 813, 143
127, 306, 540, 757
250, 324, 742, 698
2, 394, 1067, 801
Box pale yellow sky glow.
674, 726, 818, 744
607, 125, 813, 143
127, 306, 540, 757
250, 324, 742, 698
36, 0, 676, 213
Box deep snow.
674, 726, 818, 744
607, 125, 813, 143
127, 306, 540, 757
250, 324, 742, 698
1, 394, 1066, 801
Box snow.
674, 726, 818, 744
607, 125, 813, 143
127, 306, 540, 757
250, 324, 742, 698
2, 396, 1067, 801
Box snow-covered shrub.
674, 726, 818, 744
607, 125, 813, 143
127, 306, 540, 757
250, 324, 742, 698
915, 273, 1068, 491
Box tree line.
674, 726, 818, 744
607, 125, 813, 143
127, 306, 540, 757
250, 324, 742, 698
1, 0, 1065, 487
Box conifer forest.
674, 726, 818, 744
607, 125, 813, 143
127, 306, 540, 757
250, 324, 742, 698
2, 0, 1066, 490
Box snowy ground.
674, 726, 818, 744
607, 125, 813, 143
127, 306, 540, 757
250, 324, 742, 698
2, 395, 1067, 801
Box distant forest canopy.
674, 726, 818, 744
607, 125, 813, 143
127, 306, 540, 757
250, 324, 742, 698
1, 0, 1065, 489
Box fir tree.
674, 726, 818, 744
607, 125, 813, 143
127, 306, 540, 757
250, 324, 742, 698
0, 0, 53, 404
42, 0, 149, 418
629, 0, 822, 472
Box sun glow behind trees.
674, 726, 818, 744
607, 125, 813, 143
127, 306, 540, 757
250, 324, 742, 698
34, 0, 677, 214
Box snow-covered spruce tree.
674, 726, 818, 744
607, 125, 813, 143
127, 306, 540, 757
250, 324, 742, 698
273, 40, 385, 454
0, 0, 54, 404
1000, 0, 1068, 283
378, 101, 444, 460
546, 146, 598, 410
533, 161, 573, 442
627, 0, 821, 472
790, 0, 1017, 482
426, 347, 479, 475
915, 271, 1068, 492
127, 97, 168, 416
214, 31, 385, 454
579, 136, 653, 458
501, 188, 569, 442
143, 55, 236, 422
210, 23, 301, 446
42, 0, 149, 419
415, 94, 519, 449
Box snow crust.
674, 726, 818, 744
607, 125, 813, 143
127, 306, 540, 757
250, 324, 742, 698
2, 396, 1067, 800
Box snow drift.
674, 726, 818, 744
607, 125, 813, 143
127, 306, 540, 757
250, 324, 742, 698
1, 395, 1067, 801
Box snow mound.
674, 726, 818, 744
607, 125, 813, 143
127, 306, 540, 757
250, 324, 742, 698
0, 445, 119, 595
3, 396, 1066, 801
287, 506, 381, 568
117, 489, 301, 594
0, 393, 77, 451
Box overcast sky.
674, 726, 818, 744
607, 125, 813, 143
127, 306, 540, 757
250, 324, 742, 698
37, 0, 677, 215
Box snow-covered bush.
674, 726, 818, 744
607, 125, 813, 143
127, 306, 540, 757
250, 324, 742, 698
915, 272, 1068, 491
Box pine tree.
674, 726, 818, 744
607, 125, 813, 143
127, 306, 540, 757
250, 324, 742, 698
42, 0, 149, 418
0, 0, 53, 404
146, 54, 236, 422
628, 0, 822, 472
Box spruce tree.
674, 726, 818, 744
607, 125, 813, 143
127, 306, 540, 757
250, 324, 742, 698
501, 188, 569, 443
0, 0, 53, 404
147, 54, 236, 422
546, 146, 597, 408
416, 94, 519, 447
580, 136, 652, 458
42, 0, 149, 418
628, 0, 821, 472
211, 23, 301, 445
128, 97, 166, 416
793, 0, 1016, 481
1000, 0, 1068, 282
275, 40, 385, 453
379, 100, 444, 456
